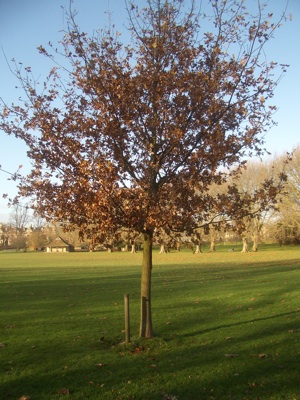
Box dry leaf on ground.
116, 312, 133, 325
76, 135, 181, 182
57, 388, 70, 395
251, 353, 268, 358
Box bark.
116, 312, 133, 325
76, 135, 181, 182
139, 230, 154, 338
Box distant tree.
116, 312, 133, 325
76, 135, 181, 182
270, 148, 300, 244
206, 224, 224, 252
10, 234, 27, 251
9, 203, 30, 233
31, 213, 46, 230
0, 0, 288, 337
120, 228, 141, 253
191, 229, 203, 254
231, 160, 285, 251
154, 227, 181, 253
27, 229, 48, 250
7, 203, 31, 250
0, 223, 10, 250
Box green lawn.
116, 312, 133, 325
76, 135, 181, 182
0, 246, 299, 399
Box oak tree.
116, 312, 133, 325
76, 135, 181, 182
1, 0, 288, 337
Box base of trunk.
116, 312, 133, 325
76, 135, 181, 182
139, 231, 154, 338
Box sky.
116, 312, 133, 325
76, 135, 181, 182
0, 0, 299, 223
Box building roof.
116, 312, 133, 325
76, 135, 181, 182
47, 236, 73, 248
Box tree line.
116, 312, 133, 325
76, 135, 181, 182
2, 148, 299, 252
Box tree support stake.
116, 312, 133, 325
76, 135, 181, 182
124, 293, 130, 344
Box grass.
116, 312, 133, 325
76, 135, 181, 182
0, 245, 299, 400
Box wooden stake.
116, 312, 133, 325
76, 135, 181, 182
124, 293, 130, 344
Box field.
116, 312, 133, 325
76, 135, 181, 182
0, 245, 299, 400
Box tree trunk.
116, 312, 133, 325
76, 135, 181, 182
252, 234, 259, 252
159, 243, 168, 253
131, 242, 137, 253
139, 230, 154, 338
123, 243, 129, 252
209, 239, 216, 252
241, 237, 249, 252
194, 243, 202, 253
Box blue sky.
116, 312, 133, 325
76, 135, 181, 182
0, 0, 299, 223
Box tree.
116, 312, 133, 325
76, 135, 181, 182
231, 159, 285, 251
154, 227, 181, 253
1, 0, 288, 337
0, 223, 10, 250
120, 228, 142, 253
270, 148, 300, 244
6, 203, 30, 250
27, 229, 48, 250
9, 204, 28, 231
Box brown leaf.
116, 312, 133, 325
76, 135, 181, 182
57, 388, 69, 395
19, 397, 31, 400
258, 353, 267, 358
251, 353, 267, 358
132, 346, 145, 354
225, 353, 239, 358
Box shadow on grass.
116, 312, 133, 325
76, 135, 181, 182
2, 323, 298, 400
180, 310, 298, 337
0, 256, 299, 399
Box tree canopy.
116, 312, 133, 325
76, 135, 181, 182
0, 0, 288, 337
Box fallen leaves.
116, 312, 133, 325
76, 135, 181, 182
251, 353, 268, 359
19, 396, 31, 400
132, 346, 145, 354
57, 388, 70, 395
225, 353, 239, 358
